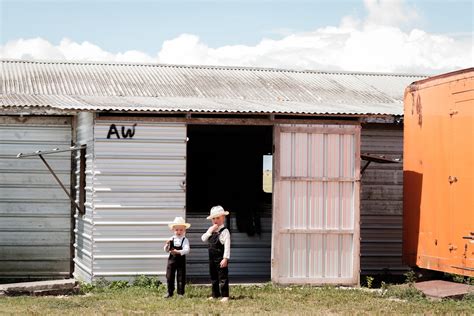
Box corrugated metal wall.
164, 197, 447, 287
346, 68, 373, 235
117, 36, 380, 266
73, 112, 95, 282
70, 119, 404, 282
0, 116, 73, 280
91, 120, 186, 281
360, 125, 406, 275
272, 124, 360, 285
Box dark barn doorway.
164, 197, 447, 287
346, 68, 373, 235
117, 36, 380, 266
185, 125, 273, 282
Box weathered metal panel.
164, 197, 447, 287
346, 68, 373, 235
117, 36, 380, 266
360, 125, 406, 275
0, 116, 72, 280
1, 59, 425, 115
404, 69, 474, 277
91, 120, 186, 280
272, 124, 360, 285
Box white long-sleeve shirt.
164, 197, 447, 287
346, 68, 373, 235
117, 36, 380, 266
164, 235, 190, 256
201, 224, 231, 259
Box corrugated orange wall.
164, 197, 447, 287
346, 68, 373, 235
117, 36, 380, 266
403, 68, 474, 277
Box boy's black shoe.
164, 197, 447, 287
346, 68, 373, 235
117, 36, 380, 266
163, 293, 173, 299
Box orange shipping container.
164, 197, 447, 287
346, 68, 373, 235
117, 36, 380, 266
403, 68, 474, 277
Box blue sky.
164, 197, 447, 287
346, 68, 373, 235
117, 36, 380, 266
1, 0, 472, 54
0, 0, 472, 73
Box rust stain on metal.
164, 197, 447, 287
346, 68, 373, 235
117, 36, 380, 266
415, 94, 422, 126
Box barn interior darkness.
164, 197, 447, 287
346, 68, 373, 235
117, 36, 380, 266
186, 125, 273, 235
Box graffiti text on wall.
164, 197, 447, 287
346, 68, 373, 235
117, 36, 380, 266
107, 123, 137, 139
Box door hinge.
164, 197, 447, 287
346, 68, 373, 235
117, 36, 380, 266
448, 176, 458, 184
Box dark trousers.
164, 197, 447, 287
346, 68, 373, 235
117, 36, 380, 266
209, 259, 229, 298
166, 256, 186, 296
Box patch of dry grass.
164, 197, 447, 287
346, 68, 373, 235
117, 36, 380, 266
1, 284, 473, 315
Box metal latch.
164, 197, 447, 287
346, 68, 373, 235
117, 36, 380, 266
462, 232, 474, 240
448, 176, 458, 184
449, 110, 459, 117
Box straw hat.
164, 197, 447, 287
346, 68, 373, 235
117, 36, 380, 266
206, 205, 230, 220
168, 216, 191, 229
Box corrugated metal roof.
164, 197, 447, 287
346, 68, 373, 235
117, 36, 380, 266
0, 59, 426, 115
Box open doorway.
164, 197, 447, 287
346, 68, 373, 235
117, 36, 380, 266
185, 124, 273, 282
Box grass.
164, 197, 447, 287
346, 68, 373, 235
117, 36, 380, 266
1, 283, 473, 315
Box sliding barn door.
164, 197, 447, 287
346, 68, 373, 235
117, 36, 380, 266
272, 124, 360, 285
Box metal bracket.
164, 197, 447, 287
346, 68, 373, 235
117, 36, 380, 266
360, 153, 400, 175
17, 145, 87, 215
361, 161, 372, 175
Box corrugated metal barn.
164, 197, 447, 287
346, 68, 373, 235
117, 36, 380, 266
0, 59, 425, 284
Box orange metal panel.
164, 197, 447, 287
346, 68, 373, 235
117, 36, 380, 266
403, 68, 474, 277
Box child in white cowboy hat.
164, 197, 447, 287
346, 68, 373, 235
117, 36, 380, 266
163, 216, 191, 298
201, 205, 231, 302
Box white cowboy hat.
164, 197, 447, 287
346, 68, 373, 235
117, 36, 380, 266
206, 205, 230, 220
168, 216, 191, 229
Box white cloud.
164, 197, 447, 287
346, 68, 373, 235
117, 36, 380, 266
1, 0, 472, 74
0, 37, 156, 63
363, 0, 419, 27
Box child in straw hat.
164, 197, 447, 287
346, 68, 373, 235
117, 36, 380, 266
201, 205, 231, 302
163, 216, 191, 298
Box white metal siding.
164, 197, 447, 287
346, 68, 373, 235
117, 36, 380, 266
91, 121, 186, 280
0, 116, 72, 279
272, 124, 360, 284
73, 112, 95, 282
